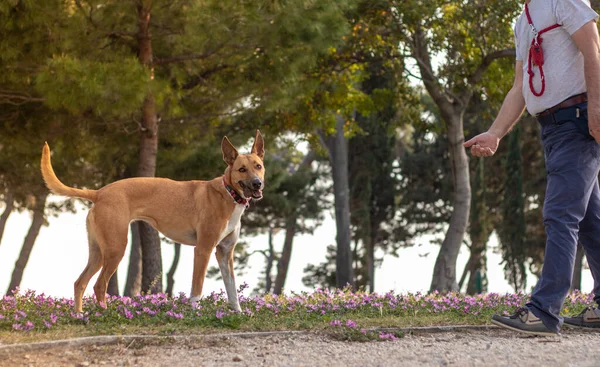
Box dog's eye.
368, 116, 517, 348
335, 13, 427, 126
239, 167, 247, 173
256, 164, 262, 170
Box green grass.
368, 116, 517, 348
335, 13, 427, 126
0, 287, 594, 344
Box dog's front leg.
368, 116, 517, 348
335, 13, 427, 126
216, 230, 241, 312
190, 244, 214, 308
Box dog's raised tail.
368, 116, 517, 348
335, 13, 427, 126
41, 142, 98, 202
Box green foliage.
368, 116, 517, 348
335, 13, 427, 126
395, 94, 454, 246
395, 0, 521, 95
36, 56, 150, 117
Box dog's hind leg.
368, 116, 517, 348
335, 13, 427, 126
215, 230, 241, 311
74, 211, 103, 314
91, 208, 128, 308
92, 243, 126, 308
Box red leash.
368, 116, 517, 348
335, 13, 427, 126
525, 3, 561, 97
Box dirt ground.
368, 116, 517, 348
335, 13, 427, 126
1, 328, 599, 367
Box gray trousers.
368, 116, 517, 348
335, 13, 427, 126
527, 102, 600, 333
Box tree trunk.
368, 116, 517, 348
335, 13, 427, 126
366, 231, 375, 293
265, 228, 275, 293
571, 243, 584, 292
136, 2, 163, 295
107, 270, 119, 296
458, 254, 472, 292
466, 245, 487, 295
124, 222, 142, 297
0, 190, 14, 246
7, 193, 47, 293
430, 115, 471, 292
412, 27, 496, 293
272, 151, 315, 295
140, 222, 162, 294
273, 218, 296, 295
318, 115, 355, 289
166, 242, 181, 297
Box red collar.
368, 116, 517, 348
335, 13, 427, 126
222, 176, 250, 208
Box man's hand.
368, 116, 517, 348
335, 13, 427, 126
589, 107, 600, 144
463, 132, 501, 157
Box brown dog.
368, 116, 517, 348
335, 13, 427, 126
40, 131, 265, 313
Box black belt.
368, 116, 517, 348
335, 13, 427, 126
536, 101, 587, 126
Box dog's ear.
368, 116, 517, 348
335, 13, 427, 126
251, 130, 265, 159
222, 136, 239, 166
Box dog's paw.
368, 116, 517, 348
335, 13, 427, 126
190, 296, 202, 309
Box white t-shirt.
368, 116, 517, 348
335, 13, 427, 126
514, 0, 598, 115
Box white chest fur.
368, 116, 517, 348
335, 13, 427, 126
218, 204, 245, 243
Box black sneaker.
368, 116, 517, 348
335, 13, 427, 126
491, 307, 557, 336
563, 307, 600, 329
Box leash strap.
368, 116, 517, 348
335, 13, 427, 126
223, 176, 250, 208
525, 3, 561, 97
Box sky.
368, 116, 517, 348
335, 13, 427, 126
0, 196, 593, 299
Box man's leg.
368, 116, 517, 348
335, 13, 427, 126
562, 179, 600, 328
526, 123, 600, 333
579, 179, 600, 306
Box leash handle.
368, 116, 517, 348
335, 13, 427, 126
525, 3, 561, 97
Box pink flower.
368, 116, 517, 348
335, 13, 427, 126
379, 332, 398, 341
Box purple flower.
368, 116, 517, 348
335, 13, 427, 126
12, 321, 34, 331
345, 320, 357, 329
379, 332, 398, 341
330, 320, 342, 327
166, 310, 183, 319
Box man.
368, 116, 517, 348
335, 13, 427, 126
464, 0, 600, 336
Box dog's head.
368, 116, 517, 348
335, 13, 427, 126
222, 130, 265, 200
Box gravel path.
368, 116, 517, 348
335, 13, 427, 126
2, 328, 599, 367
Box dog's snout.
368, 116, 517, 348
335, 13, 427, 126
251, 178, 262, 190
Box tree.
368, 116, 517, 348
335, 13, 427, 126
298, 1, 419, 289
32, 0, 354, 295
0, 189, 14, 246
348, 59, 405, 292
7, 191, 48, 293
317, 117, 355, 289
107, 271, 119, 296
166, 241, 182, 297
387, 0, 521, 291
272, 150, 322, 294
